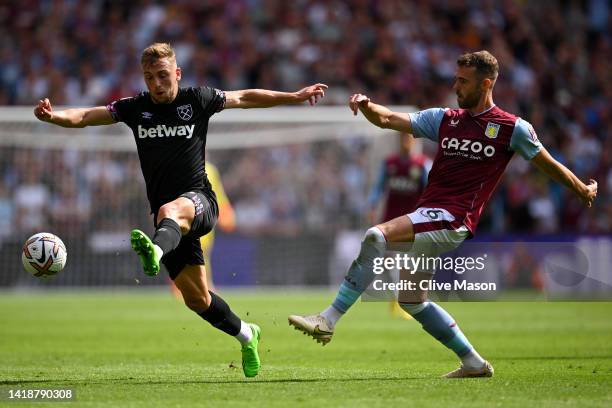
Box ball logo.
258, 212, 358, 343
177, 104, 193, 121
441, 137, 496, 158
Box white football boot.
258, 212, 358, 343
443, 361, 494, 378
288, 314, 334, 345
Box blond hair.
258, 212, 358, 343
141, 43, 176, 66
457, 50, 499, 82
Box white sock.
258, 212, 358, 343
235, 321, 253, 345
320, 306, 343, 328
461, 349, 486, 370
153, 244, 164, 263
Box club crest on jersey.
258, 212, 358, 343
485, 122, 500, 139
177, 104, 193, 121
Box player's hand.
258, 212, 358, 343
34, 98, 54, 122
349, 93, 370, 116
581, 179, 598, 208
296, 83, 328, 106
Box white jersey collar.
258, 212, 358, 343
469, 104, 496, 117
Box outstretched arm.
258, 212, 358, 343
349, 93, 412, 132
34, 98, 115, 128
224, 83, 328, 109
531, 147, 598, 207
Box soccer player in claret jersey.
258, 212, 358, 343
34, 42, 327, 378
289, 51, 598, 378
367, 132, 430, 225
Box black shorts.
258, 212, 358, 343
154, 189, 218, 280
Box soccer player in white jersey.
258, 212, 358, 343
289, 51, 597, 378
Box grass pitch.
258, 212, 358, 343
1, 290, 611, 407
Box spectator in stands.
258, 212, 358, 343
0, 0, 608, 235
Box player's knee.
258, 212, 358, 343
157, 204, 190, 234
157, 202, 179, 222
363, 227, 386, 244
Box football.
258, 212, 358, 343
21, 233, 67, 277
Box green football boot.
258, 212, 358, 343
241, 324, 261, 378
130, 229, 160, 276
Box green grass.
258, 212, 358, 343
1, 290, 612, 407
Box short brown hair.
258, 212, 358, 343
457, 51, 498, 82
141, 43, 176, 66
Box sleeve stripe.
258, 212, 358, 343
106, 101, 121, 122
215, 89, 226, 113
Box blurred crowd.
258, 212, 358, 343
0, 0, 610, 239
0, 148, 152, 243
0, 140, 372, 241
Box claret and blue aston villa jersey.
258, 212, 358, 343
408, 105, 543, 235
368, 154, 430, 221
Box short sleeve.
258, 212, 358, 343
195, 87, 226, 117
510, 118, 543, 160
106, 97, 137, 124
408, 108, 446, 142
